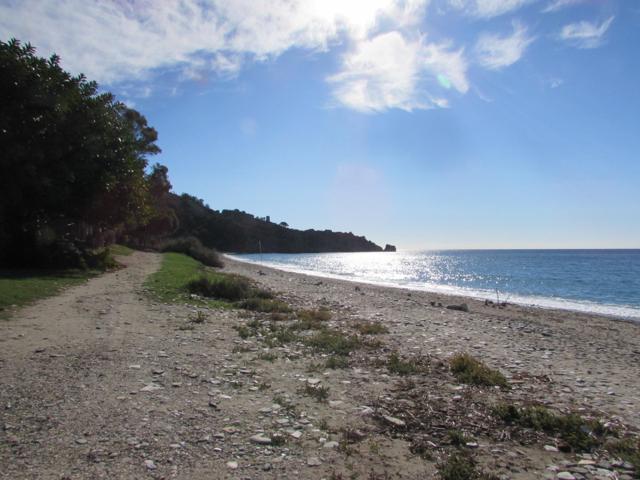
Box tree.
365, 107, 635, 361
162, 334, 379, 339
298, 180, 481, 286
0, 39, 161, 267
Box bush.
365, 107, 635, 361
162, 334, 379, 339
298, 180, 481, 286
238, 297, 292, 313
450, 353, 508, 388
304, 330, 362, 356
187, 275, 251, 301
160, 236, 223, 267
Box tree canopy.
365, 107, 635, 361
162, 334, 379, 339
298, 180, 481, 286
0, 39, 162, 267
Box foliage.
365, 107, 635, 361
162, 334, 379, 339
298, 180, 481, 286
438, 454, 498, 480
354, 321, 389, 335
144, 253, 229, 307
238, 297, 292, 313
0, 39, 160, 267
109, 244, 135, 256
493, 403, 608, 452
187, 274, 251, 301
386, 352, 429, 376
450, 353, 508, 388
304, 330, 363, 356
160, 236, 223, 267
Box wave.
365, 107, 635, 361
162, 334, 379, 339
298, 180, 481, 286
226, 254, 640, 321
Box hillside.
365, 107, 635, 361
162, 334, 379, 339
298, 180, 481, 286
168, 193, 387, 254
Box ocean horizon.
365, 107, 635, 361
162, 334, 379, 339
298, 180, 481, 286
229, 249, 640, 320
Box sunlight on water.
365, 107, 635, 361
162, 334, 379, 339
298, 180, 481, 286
230, 250, 640, 320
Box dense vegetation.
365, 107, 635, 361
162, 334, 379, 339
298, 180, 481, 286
0, 39, 167, 268
167, 193, 383, 253
1, 38, 388, 271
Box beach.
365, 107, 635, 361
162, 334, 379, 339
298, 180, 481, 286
1, 252, 639, 479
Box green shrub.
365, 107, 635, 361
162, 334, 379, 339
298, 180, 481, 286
304, 330, 362, 356
450, 353, 508, 388
387, 352, 428, 375
354, 321, 388, 335
298, 383, 330, 402
298, 308, 332, 322
325, 355, 350, 369
160, 236, 223, 267
438, 454, 498, 480
493, 403, 607, 452
187, 275, 251, 301
238, 297, 292, 313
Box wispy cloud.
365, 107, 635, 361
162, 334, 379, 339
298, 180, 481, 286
327, 32, 468, 112
448, 0, 535, 18
475, 22, 535, 70
559, 16, 614, 48
542, 0, 585, 13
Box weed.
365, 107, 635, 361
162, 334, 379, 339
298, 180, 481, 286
354, 321, 388, 335
189, 311, 207, 323
438, 453, 499, 480
257, 352, 277, 362
159, 236, 223, 268
188, 275, 251, 301
386, 352, 428, 375
493, 403, 607, 452
299, 383, 330, 402
325, 355, 350, 369
271, 433, 287, 446
304, 330, 363, 356
606, 437, 640, 469
447, 429, 472, 447
235, 325, 251, 339
450, 353, 508, 388
238, 297, 292, 313
298, 308, 332, 322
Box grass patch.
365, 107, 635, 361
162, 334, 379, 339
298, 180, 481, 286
160, 236, 223, 268
298, 383, 330, 402
144, 253, 230, 307
187, 274, 252, 301
447, 430, 473, 448
354, 321, 388, 335
325, 355, 350, 369
607, 437, 640, 470
108, 244, 135, 256
438, 453, 498, 480
493, 403, 608, 452
386, 352, 429, 375
450, 353, 508, 388
304, 330, 363, 356
298, 308, 332, 322
238, 297, 291, 313
0, 268, 95, 317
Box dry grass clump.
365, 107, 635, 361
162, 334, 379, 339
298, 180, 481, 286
238, 297, 292, 313
449, 353, 508, 388
493, 403, 608, 452
298, 383, 330, 402
304, 330, 364, 356
354, 321, 389, 335
438, 453, 498, 480
386, 352, 429, 376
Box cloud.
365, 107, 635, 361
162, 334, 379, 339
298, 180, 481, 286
0, 0, 430, 84
542, 0, 585, 13
448, 0, 535, 18
559, 16, 614, 48
475, 22, 535, 70
327, 32, 468, 112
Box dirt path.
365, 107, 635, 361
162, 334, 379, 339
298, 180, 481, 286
1, 253, 638, 480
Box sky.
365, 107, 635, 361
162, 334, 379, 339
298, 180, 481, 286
2, 0, 639, 249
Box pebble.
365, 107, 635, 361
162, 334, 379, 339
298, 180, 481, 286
226, 461, 238, 470
323, 441, 339, 449
144, 460, 156, 470
307, 457, 322, 466
383, 415, 406, 427
557, 473, 575, 480
544, 445, 559, 452
250, 434, 272, 445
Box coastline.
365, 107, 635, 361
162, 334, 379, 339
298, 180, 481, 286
224, 255, 640, 428
225, 253, 640, 323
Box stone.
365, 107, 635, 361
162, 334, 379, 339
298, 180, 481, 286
446, 303, 470, 313
383, 415, 405, 427
307, 457, 322, 467
290, 431, 303, 439
323, 441, 339, 449
144, 460, 157, 470
140, 383, 163, 392
250, 434, 272, 445
75, 438, 87, 445
544, 445, 559, 452
226, 461, 238, 470
557, 473, 575, 480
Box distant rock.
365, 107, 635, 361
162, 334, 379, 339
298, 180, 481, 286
384, 244, 397, 252
446, 303, 469, 313
250, 434, 272, 445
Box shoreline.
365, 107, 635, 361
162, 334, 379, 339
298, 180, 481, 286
225, 253, 640, 323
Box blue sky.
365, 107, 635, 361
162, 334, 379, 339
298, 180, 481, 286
2, 0, 639, 249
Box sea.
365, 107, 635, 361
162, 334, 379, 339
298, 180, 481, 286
229, 249, 640, 320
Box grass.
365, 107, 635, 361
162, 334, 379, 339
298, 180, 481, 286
298, 308, 332, 322
449, 353, 508, 388
144, 253, 230, 307
354, 321, 389, 335
324, 355, 350, 369
493, 403, 608, 452
438, 453, 498, 480
607, 437, 640, 472
298, 383, 330, 402
238, 297, 292, 313
304, 330, 364, 356
386, 352, 429, 375
108, 244, 135, 256
0, 268, 96, 318
159, 236, 223, 267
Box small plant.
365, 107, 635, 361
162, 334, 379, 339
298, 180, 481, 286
606, 437, 640, 469
235, 325, 251, 339
304, 330, 363, 356
450, 353, 508, 388
160, 236, 223, 267
325, 355, 350, 369
493, 403, 608, 452
299, 383, 330, 402
447, 429, 472, 448
187, 274, 251, 301
257, 352, 277, 362
386, 352, 428, 375
438, 453, 499, 480
354, 321, 388, 335
271, 433, 287, 446
298, 308, 332, 322
238, 297, 292, 313
189, 311, 207, 324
